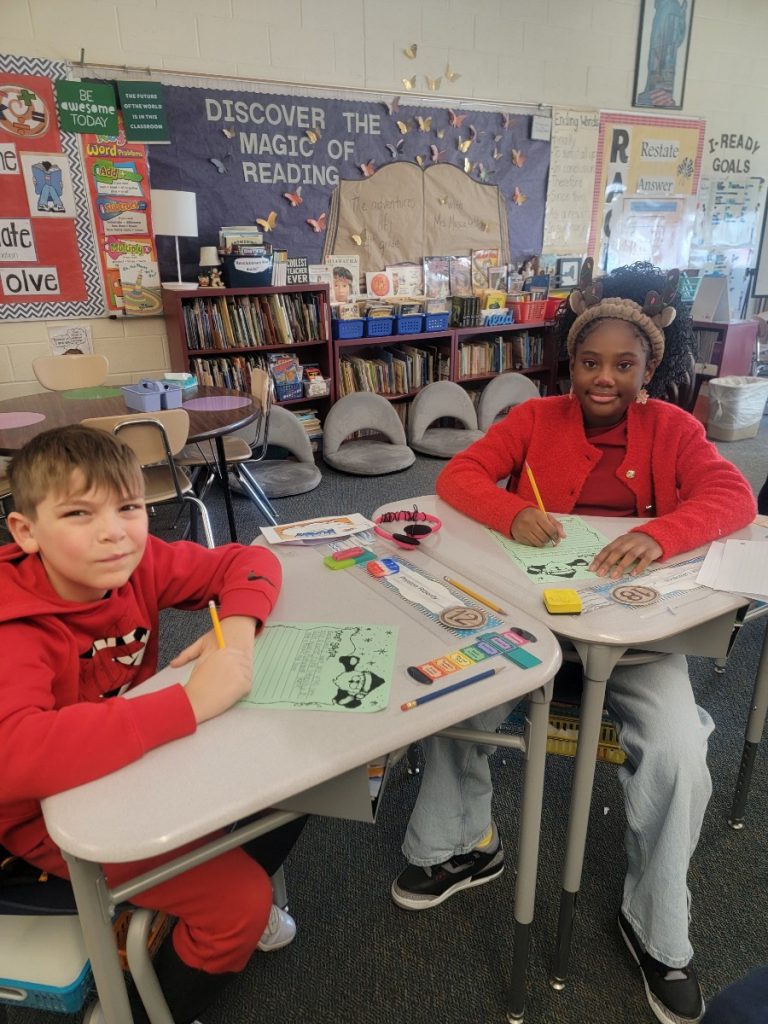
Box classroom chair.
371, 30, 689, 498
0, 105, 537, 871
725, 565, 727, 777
322, 393, 415, 475
175, 368, 278, 525
81, 409, 215, 548
241, 405, 321, 498
32, 354, 109, 392
407, 381, 484, 458
477, 373, 541, 431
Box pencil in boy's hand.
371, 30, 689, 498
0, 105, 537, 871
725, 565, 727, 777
401, 666, 502, 711
208, 600, 226, 649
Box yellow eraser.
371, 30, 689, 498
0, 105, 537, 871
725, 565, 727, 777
543, 589, 582, 614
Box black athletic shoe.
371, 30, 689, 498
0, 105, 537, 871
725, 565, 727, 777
391, 841, 504, 910
618, 911, 705, 1024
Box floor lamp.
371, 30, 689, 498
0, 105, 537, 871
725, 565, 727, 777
150, 189, 198, 289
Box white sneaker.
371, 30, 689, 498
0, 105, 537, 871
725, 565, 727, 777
257, 904, 296, 952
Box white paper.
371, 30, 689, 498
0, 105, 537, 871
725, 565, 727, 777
260, 513, 374, 545
696, 539, 768, 600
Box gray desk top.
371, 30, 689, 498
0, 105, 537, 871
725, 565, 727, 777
42, 540, 561, 863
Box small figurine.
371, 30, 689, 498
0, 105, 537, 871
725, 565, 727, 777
209, 267, 224, 288
198, 272, 210, 287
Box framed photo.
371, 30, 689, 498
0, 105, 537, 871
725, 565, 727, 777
557, 257, 581, 288
633, 0, 695, 110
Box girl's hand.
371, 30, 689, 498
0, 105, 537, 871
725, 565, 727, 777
589, 532, 662, 580
511, 508, 565, 547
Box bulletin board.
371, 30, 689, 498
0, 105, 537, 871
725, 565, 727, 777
124, 76, 551, 282
0, 53, 105, 320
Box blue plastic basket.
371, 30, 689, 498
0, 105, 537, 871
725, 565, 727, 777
331, 318, 364, 340
395, 314, 424, 335
274, 380, 304, 401
424, 312, 450, 332
365, 317, 394, 338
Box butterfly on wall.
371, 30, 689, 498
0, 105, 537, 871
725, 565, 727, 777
444, 63, 461, 83
395, 120, 410, 135
306, 213, 327, 233
305, 128, 322, 144
221, 127, 236, 139
457, 137, 472, 153
448, 109, 466, 128
414, 116, 432, 132
386, 139, 405, 158
473, 162, 493, 182
402, 76, 416, 91
282, 187, 303, 207
429, 144, 445, 163
500, 113, 514, 130
463, 157, 471, 174
386, 96, 400, 116
209, 157, 229, 174
512, 186, 528, 206
425, 75, 441, 91
492, 147, 502, 160
351, 233, 364, 246
511, 148, 527, 168
255, 210, 277, 232
415, 154, 425, 167
403, 43, 418, 59
359, 160, 375, 177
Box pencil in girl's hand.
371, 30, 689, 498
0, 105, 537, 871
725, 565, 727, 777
524, 461, 547, 515
208, 600, 226, 649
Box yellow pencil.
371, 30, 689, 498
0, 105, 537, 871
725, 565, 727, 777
524, 461, 547, 515
208, 600, 226, 649
445, 577, 507, 615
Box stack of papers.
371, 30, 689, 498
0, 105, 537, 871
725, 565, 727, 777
696, 540, 768, 601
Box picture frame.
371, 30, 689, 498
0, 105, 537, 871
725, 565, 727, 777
556, 257, 581, 288
633, 0, 695, 111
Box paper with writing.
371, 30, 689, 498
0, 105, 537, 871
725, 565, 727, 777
489, 515, 610, 583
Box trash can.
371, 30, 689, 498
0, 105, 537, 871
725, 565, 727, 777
707, 375, 768, 441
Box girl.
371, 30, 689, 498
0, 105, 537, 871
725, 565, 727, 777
391, 261, 756, 1024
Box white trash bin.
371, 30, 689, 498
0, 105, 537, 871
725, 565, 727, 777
707, 375, 768, 441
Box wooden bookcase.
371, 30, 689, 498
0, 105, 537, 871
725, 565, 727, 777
453, 321, 558, 397
691, 318, 758, 404
162, 283, 333, 413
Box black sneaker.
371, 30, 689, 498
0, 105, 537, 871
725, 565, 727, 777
391, 840, 504, 911
618, 911, 705, 1024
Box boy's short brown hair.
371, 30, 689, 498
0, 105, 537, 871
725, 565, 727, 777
9, 425, 144, 518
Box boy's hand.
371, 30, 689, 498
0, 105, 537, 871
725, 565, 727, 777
589, 532, 662, 580
512, 508, 565, 547
171, 615, 258, 666
184, 647, 252, 724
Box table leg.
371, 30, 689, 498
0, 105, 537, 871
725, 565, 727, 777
729, 619, 768, 829
64, 852, 133, 1024
215, 434, 238, 542
507, 681, 552, 1024
550, 643, 625, 992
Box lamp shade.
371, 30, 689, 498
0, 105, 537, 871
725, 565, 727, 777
150, 189, 198, 238
199, 246, 220, 267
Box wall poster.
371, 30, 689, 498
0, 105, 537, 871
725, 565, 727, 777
542, 106, 600, 258
0, 53, 104, 320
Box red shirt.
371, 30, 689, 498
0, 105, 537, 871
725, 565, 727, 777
575, 418, 636, 517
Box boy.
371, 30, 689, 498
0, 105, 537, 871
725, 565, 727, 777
0, 426, 304, 1024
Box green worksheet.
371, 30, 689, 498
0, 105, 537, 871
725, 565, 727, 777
241, 622, 398, 712
489, 516, 611, 583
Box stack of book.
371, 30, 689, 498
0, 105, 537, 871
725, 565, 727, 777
451, 296, 482, 327
292, 408, 323, 451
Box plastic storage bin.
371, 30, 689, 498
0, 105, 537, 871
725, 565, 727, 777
331, 318, 364, 340
395, 314, 424, 335
707, 375, 768, 441
122, 381, 183, 412
364, 317, 394, 338
0, 915, 92, 1012
544, 297, 566, 319
274, 380, 304, 401
424, 312, 450, 332
508, 299, 548, 323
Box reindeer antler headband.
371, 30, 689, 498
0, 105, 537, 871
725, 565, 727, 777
566, 259, 680, 363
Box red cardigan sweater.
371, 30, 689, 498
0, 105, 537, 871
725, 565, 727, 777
436, 395, 756, 559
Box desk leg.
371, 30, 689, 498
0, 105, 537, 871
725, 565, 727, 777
729, 621, 768, 829
550, 643, 625, 992
64, 852, 133, 1024
507, 681, 552, 1024
215, 435, 238, 542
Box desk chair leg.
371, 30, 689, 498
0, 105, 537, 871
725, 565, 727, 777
234, 464, 278, 525
215, 436, 239, 542
182, 495, 215, 548
125, 909, 174, 1024
550, 644, 624, 992
729, 624, 768, 829
64, 851, 134, 1024
507, 682, 552, 1023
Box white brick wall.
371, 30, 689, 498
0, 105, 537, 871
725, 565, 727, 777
1, 0, 766, 399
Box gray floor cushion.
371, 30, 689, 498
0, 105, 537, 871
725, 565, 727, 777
323, 439, 415, 475
410, 427, 484, 458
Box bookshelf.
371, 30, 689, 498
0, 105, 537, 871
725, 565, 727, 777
691, 319, 758, 404
453, 322, 557, 397
162, 283, 333, 412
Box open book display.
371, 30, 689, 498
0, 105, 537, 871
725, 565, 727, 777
324, 163, 510, 277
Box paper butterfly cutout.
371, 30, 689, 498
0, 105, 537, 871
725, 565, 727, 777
221, 128, 236, 139
500, 113, 514, 130
436, 128, 446, 139
415, 154, 425, 167
492, 147, 502, 160
386, 139, 405, 158
457, 137, 472, 153
359, 160, 375, 177
282, 187, 303, 207
425, 75, 441, 91
305, 129, 321, 144
404, 43, 418, 59
402, 76, 416, 91
306, 213, 327, 232
473, 163, 493, 182
468, 125, 478, 142
209, 157, 228, 174
511, 148, 527, 168
351, 234, 363, 246
255, 211, 277, 232
415, 116, 432, 132
444, 63, 461, 83
396, 120, 410, 135
512, 186, 527, 206
448, 109, 467, 128
429, 144, 445, 163
386, 96, 400, 116
437, 195, 448, 205
463, 157, 471, 173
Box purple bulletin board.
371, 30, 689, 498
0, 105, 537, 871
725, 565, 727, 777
142, 83, 551, 281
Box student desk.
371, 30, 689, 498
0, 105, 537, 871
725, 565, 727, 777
41, 539, 561, 1024
372, 495, 762, 991
0, 385, 260, 541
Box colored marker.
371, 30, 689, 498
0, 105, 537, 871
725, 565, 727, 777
401, 666, 503, 711
445, 577, 507, 615
208, 600, 226, 649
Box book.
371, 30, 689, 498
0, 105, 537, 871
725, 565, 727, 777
387, 263, 424, 296
423, 256, 451, 299
471, 248, 500, 293
482, 289, 507, 309
449, 256, 472, 297
366, 270, 395, 298
308, 264, 333, 289
326, 254, 361, 302
286, 257, 309, 285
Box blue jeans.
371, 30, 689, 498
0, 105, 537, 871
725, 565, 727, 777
402, 653, 713, 968
702, 966, 768, 1023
